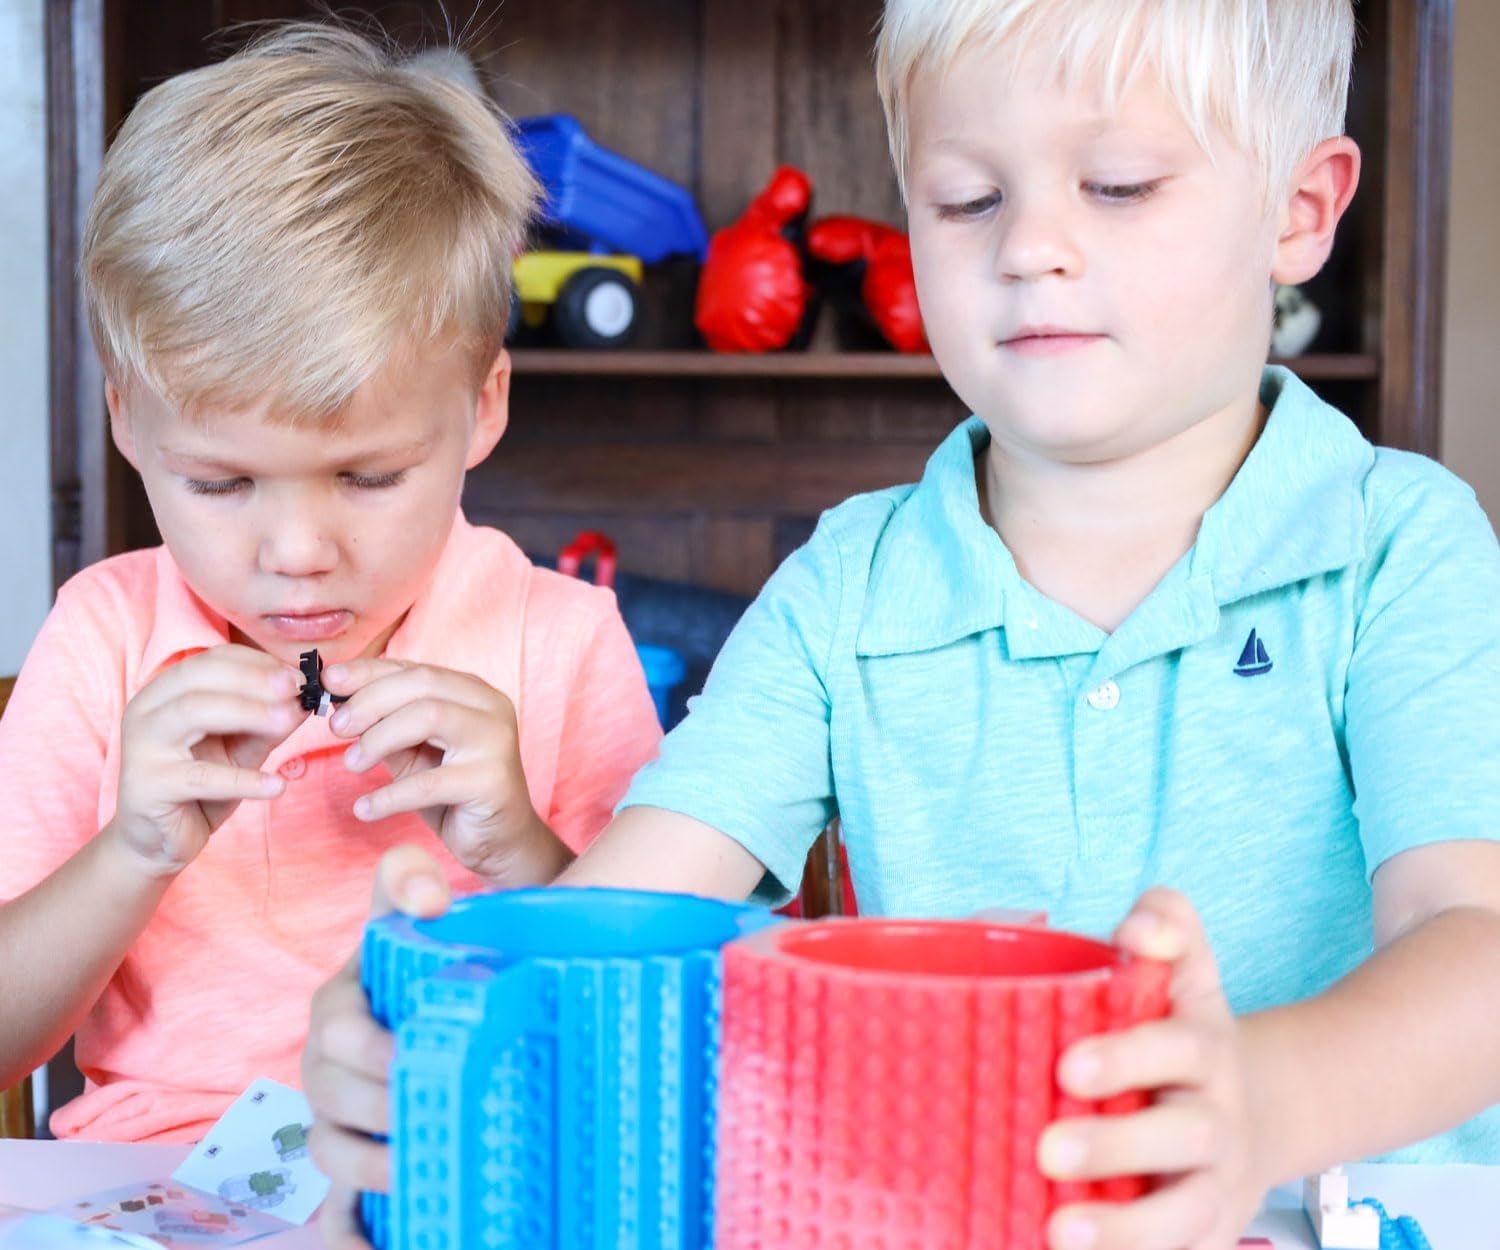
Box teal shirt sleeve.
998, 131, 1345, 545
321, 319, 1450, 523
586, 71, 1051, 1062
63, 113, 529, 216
617, 517, 843, 904
1347, 460, 1500, 876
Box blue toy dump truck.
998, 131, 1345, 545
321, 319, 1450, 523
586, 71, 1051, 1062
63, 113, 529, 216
510, 114, 709, 348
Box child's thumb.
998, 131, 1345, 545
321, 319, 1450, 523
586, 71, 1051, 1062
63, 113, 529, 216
1114, 886, 1230, 1020
371, 844, 451, 919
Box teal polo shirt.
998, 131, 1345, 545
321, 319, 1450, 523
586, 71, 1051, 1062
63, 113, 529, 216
620, 367, 1500, 1162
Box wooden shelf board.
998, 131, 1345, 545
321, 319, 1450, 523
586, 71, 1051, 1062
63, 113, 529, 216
510, 349, 1380, 381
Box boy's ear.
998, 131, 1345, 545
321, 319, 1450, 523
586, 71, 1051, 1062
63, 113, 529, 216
105, 381, 141, 471
466, 348, 511, 469
1271, 136, 1361, 286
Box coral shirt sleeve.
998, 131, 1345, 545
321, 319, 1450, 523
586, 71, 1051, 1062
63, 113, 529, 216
0, 585, 118, 902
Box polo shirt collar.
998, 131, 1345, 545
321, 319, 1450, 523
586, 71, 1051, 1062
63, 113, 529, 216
1191, 366, 1371, 602
857, 417, 1105, 659
379, 512, 527, 692
139, 547, 234, 683
132, 513, 529, 768
137, 511, 526, 689
856, 366, 1371, 661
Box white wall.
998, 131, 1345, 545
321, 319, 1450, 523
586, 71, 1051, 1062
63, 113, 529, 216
0, 0, 52, 675
1443, 0, 1500, 524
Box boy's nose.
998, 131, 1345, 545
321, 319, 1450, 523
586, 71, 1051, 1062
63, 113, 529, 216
258, 521, 339, 578
994, 209, 1081, 283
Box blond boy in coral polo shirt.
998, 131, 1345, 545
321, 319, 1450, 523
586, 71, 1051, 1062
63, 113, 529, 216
0, 25, 663, 1142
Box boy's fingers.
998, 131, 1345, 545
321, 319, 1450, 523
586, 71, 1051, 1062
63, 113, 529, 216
1047, 1170, 1219, 1250
1057, 1018, 1217, 1099
318, 658, 409, 700
1039, 1101, 1226, 1182
355, 763, 495, 826
307, 1114, 390, 1191
144, 691, 301, 751
371, 844, 452, 918
303, 1061, 392, 1138
317, 1186, 374, 1250
1113, 886, 1196, 960
163, 759, 285, 803
329, 667, 505, 740
130, 647, 300, 717
341, 699, 481, 773
307, 974, 396, 1087
1114, 886, 1228, 1019
222, 722, 306, 774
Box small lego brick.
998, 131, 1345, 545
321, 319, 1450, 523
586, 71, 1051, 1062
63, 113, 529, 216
1304, 1167, 1380, 1250
297, 648, 347, 717
1353, 1198, 1434, 1250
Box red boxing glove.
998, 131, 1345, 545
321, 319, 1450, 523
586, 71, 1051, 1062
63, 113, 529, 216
864, 230, 926, 354
807, 216, 927, 353
695, 167, 813, 353
739, 166, 812, 232
805, 215, 879, 266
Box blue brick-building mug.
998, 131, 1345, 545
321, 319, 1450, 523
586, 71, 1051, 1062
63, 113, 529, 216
359, 888, 777, 1250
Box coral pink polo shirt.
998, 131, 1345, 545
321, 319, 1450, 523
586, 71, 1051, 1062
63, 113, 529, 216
0, 514, 662, 1142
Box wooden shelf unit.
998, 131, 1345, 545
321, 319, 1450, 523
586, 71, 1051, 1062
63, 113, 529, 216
47, 0, 1451, 597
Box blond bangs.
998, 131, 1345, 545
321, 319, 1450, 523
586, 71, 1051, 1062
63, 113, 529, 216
876, 0, 1355, 202
83, 24, 539, 424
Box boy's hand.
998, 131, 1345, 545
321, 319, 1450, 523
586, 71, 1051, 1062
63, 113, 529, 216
322, 659, 559, 882
305, 845, 452, 1250
1039, 888, 1271, 1250
109, 645, 304, 878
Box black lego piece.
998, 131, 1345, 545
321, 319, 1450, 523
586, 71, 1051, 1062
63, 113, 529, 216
298, 648, 348, 713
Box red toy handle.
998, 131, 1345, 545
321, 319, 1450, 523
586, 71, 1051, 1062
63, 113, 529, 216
557, 530, 617, 588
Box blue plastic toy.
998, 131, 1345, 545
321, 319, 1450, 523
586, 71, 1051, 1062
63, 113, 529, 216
508, 115, 710, 349
1355, 1198, 1434, 1250
516, 115, 709, 264
360, 888, 778, 1250
636, 643, 688, 728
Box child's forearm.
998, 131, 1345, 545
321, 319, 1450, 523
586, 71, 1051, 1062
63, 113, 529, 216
484, 811, 575, 888
0, 825, 172, 1088
1243, 904, 1500, 1181
555, 806, 766, 898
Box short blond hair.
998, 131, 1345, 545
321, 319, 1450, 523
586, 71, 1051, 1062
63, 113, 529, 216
83, 23, 539, 422
876, 0, 1356, 200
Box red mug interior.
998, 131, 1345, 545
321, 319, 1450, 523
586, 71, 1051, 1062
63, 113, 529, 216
770, 920, 1121, 979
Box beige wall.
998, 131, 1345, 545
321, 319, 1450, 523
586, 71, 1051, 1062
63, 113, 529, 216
1443, 0, 1500, 524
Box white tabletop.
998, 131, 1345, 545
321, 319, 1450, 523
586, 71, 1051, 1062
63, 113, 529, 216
2, 1141, 1497, 1248
1247, 1162, 1500, 1247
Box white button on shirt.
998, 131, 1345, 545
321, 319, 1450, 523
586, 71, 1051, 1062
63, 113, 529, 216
1086, 680, 1120, 711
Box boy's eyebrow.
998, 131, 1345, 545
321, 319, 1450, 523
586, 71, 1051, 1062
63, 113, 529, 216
925, 116, 1186, 160
154, 447, 244, 472
156, 438, 433, 472
321, 439, 435, 466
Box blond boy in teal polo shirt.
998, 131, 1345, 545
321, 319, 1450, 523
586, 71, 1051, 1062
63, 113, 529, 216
305, 4, 1500, 1248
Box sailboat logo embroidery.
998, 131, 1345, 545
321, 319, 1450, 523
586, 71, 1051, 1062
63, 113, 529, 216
1234, 628, 1273, 677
